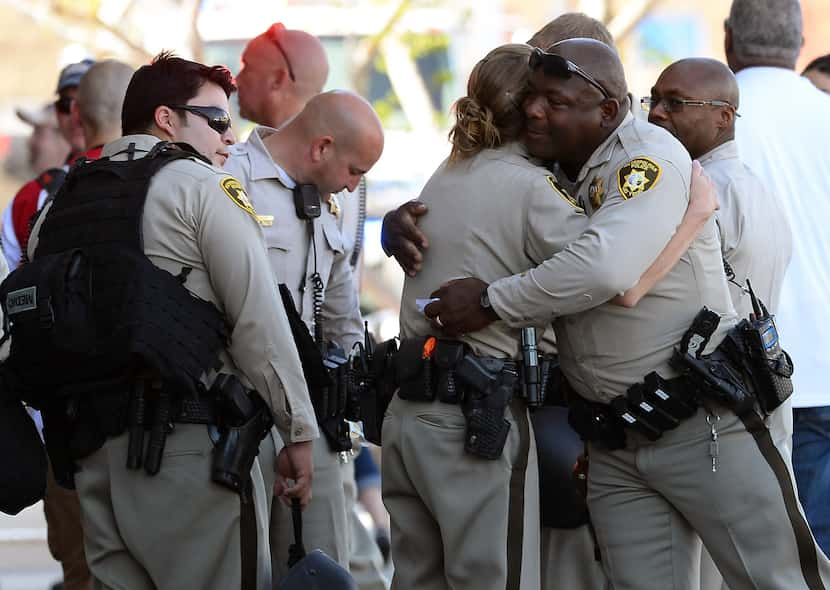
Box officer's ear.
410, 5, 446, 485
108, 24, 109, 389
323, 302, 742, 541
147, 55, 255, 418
717, 106, 735, 131
598, 98, 621, 128
153, 105, 177, 138
310, 135, 335, 164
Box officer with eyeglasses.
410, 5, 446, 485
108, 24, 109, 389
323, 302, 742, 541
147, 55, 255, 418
422, 38, 830, 589
641, 57, 794, 590
22, 52, 318, 590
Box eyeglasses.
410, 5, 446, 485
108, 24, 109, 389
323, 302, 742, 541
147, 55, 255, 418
55, 95, 74, 115
528, 47, 611, 99
266, 23, 296, 82
641, 96, 741, 116
169, 105, 232, 134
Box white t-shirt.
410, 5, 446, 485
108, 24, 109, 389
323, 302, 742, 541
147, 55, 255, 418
735, 66, 830, 408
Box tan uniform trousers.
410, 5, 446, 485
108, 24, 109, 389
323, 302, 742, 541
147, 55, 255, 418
267, 433, 350, 579
76, 424, 272, 590
382, 395, 540, 590
541, 526, 609, 590
698, 399, 796, 590
44, 461, 92, 590
588, 405, 830, 590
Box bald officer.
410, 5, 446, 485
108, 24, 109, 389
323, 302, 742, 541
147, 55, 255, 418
223, 90, 383, 580
645, 58, 792, 319
644, 57, 794, 590
29, 54, 317, 590
426, 39, 830, 590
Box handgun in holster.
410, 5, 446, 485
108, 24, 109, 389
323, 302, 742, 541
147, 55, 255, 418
670, 307, 755, 416
210, 374, 274, 494
454, 354, 513, 460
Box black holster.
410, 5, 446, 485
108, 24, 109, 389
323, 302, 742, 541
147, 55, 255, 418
455, 355, 513, 460
210, 374, 274, 494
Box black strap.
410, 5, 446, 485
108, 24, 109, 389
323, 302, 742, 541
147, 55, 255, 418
506, 400, 530, 590
739, 411, 825, 590
287, 497, 306, 568
239, 479, 257, 590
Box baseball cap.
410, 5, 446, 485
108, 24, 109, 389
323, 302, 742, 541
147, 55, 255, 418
55, 58, 95, 94
15, 103, 59, 128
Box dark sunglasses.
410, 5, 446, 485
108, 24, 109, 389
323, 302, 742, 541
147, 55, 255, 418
266, 23, 296, 82
170, 105, 232, 134
55, 95, 74, 115
528, 47, 611, 100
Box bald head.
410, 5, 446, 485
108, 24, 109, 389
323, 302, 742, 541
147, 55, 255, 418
548, 38, 628, 101
237, 25, 329, 128
77, 59, 134, 144
271, 90, 384, 194
528, 12, 614, 49
662, 58, 738, 108
648, 58, 739, 158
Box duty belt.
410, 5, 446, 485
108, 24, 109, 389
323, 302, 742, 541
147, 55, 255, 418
567, 374, 698, 450
394, 337, 551, 405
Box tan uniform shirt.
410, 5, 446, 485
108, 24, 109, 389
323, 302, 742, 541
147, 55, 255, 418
28, 134, 318, 443
224, 127, 364, 352
488, 115, 738, 402
399, 141, 589, 358
700, 140, 793, 316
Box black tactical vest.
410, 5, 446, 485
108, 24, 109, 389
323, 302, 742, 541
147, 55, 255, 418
0, 142, 228, 409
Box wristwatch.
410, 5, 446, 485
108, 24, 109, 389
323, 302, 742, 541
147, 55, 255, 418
479, 287, 499, 320
480, 289, 492, 311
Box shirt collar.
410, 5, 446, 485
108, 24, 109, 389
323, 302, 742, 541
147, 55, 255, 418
697, 140, 739, 166
246, 126, 296, 189
102, 134, 161, 158
575, 111, 634, 183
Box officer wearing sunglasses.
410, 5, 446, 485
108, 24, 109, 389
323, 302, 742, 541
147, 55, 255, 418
25, 52, 318, 590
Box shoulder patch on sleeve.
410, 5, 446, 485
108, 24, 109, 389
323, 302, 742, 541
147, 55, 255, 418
617, 157, 662, 200
546, 175, 583, 210
220, 176, 258, 218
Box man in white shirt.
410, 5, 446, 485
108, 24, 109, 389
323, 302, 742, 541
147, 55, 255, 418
727, 0, 830, 555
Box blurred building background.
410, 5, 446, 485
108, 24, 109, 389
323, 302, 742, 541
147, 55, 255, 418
0, 0, 828, 587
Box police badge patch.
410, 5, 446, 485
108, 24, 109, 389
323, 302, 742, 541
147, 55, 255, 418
221, 177, 258, 218
617, 157, 662, 200
546, 176, 583, 210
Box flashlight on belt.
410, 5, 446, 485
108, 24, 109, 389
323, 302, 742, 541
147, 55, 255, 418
521, 327, 542, 408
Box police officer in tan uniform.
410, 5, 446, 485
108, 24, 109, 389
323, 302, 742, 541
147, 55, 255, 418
29, 53, 317, 590
236, 25, 387, 588
224, 89, 384, 581
427, 39, 830, 590
388, 43, 576, 590
643, 57, 794, 590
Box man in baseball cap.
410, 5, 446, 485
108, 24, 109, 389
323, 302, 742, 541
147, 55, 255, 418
2, 58, 94, 270
14, 103, 70, 177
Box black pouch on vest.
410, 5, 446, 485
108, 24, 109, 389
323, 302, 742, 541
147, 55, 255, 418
395, 337, 434, 401
0, 249, 96, 406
